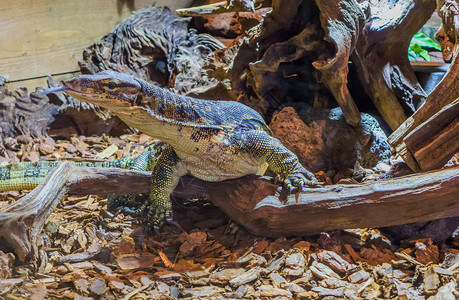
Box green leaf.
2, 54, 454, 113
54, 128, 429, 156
410, 32, 442, 51
410, 43, 423, 54
408, 31, 441, 61
419, 49, 431, 61
408, 49, 418, 60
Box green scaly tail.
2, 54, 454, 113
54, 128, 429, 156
0, 143, 162, 192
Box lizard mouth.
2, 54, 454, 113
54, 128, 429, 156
62, 84, 90, 96
62, 84, 103, 102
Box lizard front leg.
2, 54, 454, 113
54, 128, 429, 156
244, 131, 319, 194
107, 142, 168, 212
139, 145, 186, 232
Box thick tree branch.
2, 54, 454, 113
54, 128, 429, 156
352, 0, 436, 130
312, 0, 366, 126
1, 163, 458, 261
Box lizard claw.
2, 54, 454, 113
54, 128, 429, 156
138, 198, 173, 234
283, 169, 320, 195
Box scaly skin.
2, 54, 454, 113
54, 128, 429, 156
0, 146, 162, 212
61, 71, 319, 231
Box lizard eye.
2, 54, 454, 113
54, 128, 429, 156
107, 82, 117, 90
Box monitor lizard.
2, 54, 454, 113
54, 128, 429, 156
26, 71, 319, 231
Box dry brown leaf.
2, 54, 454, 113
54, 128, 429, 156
0, 251, 15, 280
310, 261, 340, 279
113, 235, 136, 257
158, 250, 174, 268
26, 284, 47, 300
75, 229, 88, 250
173, 259, 204, 272
292, 241, 311, 251
106, 275, 126, 291
268, 237, 294, 252
435, 281, 458, 299
139, 133, 153, 144
344, 243, 361, 263
415, 239, 440, 265
179, 231, 207, 256
116, 252, 159, 270
229, 266, 262, 287
423, 266, 440, 293
253, 240, 269, 254
181, 286, 225, 298
348, 269, 370, 284
209, 268, 245, 285
258, 285, 293, 298
201, 257, 223, 270
73, 278, 90, 295
311, 286, 345, 298
284, 251, 305, 277
96, 144, 119, 159
89, 278, 108, 295
393, 278, 414, 299
317, 250, 352, 273
154, 270, 182, 283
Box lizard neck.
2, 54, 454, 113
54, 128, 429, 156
115, 83, 219, 147
140, 84, 211, 126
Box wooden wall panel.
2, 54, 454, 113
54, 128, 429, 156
0, 0, 192, 90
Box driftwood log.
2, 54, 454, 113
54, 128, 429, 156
203, 0, 438, 129
1, 162, 458, 262
311, 0, 364, 126
79, 4, 224, 95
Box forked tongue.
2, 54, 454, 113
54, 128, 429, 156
38, 86, 69, 95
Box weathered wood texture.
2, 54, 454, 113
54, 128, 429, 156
1, 163, 458, 261
0, 76, 131, 145
3, 73, 80, 95
79, 5, 224, 95
352, 0, 435, 130
207, 0, 436, 129
311, 0, 364, 126
0, 0, 193, 91
388, 0, 459, 171
176, 0, 256, 16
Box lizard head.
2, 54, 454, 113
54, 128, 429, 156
63, 71, 143, 112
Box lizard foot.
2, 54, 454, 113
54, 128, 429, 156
107, 194, 140, 213
138, 198, 173, 233
284, 169, 322, 195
